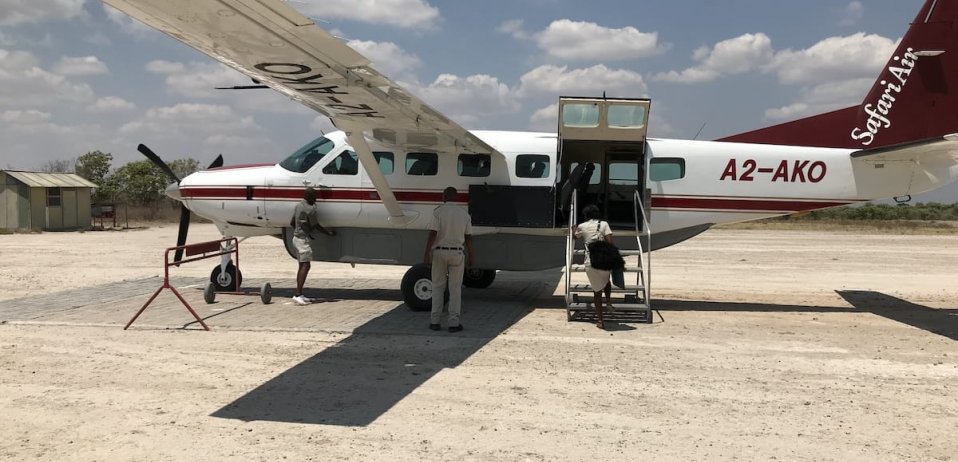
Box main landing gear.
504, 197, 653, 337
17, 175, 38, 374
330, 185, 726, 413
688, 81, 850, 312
399, 265, 497, 311
209, 261, 242, 292
463, 268, 496, 288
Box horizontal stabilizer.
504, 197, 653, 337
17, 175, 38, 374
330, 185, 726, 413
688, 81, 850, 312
851, 134, 958, 163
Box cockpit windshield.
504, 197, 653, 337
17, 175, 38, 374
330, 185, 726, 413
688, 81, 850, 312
279, 137, 335, 173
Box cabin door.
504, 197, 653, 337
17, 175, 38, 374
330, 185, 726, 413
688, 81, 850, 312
556, 97, 651, 230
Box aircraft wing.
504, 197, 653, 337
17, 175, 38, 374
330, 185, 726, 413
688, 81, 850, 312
102, 0, 497, 156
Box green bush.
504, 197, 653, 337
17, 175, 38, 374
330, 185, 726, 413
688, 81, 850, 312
795, 203, 958, 221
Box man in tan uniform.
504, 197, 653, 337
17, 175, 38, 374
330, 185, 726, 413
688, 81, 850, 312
424, 187, 474, 332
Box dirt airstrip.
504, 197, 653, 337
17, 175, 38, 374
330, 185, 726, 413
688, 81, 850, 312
0, 224, 955, 461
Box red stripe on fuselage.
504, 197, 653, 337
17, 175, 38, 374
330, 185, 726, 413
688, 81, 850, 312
180, 187, 470, 203
652, 197, 853, 212
180, 187, 853, 212
206, 163, 275, 171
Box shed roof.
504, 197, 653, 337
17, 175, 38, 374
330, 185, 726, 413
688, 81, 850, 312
4, 170, 98, 188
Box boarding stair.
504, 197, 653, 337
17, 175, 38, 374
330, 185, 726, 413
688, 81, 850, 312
565, 190, 652, 323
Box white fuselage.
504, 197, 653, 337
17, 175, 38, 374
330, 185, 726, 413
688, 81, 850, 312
176, 130, 957, 243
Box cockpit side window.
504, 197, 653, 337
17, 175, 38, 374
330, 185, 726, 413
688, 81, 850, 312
323, 150, 359, 175
279, 137, 335, 173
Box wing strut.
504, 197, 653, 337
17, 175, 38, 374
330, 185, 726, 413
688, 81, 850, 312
341, 123, 413, 225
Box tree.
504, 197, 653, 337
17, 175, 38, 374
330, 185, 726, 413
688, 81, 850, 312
169, 158, 201, 180
109, 160, 168, 207
39, 159, 75, 173
75, 151, 114, 203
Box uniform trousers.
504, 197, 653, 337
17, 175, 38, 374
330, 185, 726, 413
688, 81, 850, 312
430, 248, 465, 326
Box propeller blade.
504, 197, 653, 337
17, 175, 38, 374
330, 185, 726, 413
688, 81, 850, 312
207, 154, 224, 169
137, 144, 180, 183
173, 204, 190, 263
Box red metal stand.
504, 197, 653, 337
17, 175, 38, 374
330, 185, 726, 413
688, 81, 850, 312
124, 238, 239, 331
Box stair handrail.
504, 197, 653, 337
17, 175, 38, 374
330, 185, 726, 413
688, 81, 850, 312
565, 190, 578, 306
633, 190, 651, 310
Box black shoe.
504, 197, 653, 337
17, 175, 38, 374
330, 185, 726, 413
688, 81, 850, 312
428, 323, 440, 331
448, 324, 463, 333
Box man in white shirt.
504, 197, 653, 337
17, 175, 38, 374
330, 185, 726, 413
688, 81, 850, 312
423, 187, 474, 332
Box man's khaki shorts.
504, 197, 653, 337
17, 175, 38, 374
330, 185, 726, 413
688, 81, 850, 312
293, 236, 312, 262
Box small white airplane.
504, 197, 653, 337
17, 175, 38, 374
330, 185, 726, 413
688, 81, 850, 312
106, 0, 958, 310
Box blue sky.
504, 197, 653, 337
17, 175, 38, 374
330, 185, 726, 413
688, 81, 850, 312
2, 0, 954, 202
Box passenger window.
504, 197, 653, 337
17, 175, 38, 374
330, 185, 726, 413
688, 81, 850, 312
406, 152, 438, 176
516, 154, 550, 179
457, 154, 490, 177
322, 150, 359, 175
374, 152, 394, 175
650, 158, 685, 181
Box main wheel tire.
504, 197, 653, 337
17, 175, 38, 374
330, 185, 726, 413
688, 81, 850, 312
401, 264, 433, 311
203, 283, 216, 304
260, 282, 272, 305
210, 262, 242, 292
463, 268, 496, 289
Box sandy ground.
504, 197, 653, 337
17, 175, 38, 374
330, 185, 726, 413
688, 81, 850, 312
0, 224, 956, 461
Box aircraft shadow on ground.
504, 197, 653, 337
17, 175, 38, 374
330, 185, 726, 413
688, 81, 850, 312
656, 292, 957, 341
837, 290, 957, 341
211, 278, 553, 427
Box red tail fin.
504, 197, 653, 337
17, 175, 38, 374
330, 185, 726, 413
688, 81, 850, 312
721, 0, 958, 149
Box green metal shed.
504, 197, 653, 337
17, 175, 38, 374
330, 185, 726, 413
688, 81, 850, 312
0, 170, 97, 231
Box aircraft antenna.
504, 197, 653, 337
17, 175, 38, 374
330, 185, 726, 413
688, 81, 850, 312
693, 122, 707, 140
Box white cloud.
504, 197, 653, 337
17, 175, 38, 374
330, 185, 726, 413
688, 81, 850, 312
535, 20, 664, 61
768, 33, 895, 85
764, 77, 873, 121
145, 60, 185, 74
121, 103, 258, 134
146, 61, 247, 98
346, 40, 421, 79
758, 33, 897, 122
0, 48, 94, 107
529, 103, 558, 131
497, 19, 530, 40
409, 74, 519, 127
839, 1, 864, 27
1, 109, 51, 124
517, 64, 648, 98
146, 59, 313, 115
0, 0, 85, 26
53, 56, 110, 76
118, 104, 268, 154
654, 33, 773, 84
89, 96, 136, 113
293, 0, 439, 28
103, 4, 157, 37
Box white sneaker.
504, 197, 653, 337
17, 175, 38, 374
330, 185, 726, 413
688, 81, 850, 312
293, 295, 310, 306
302, 296, 314, 303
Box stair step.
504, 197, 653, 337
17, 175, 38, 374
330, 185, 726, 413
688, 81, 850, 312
567, 302, 650, 312
569, 284, 644, 293
570, 265, 642, 272
572, 249, 645, 256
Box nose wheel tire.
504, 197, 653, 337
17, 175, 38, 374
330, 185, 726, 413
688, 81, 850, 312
210, 262, 242, 292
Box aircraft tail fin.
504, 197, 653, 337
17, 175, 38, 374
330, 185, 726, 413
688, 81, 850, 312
720, 0, 958, 149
